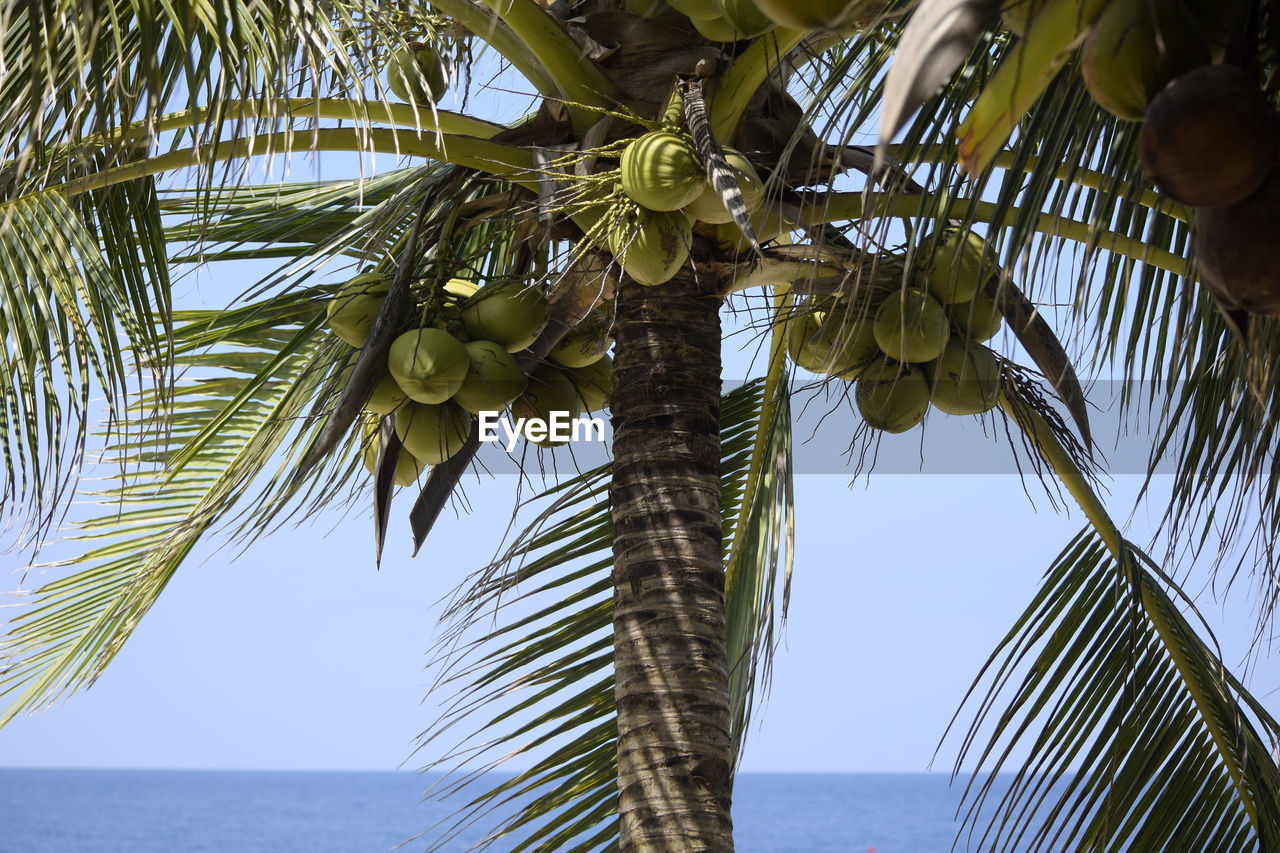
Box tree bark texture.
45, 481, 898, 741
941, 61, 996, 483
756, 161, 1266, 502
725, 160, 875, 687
610, 265, 732, 852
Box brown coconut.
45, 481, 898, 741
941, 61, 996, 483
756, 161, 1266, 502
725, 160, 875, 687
1140, 65, 1279, 208
1194, 171, 1280, 316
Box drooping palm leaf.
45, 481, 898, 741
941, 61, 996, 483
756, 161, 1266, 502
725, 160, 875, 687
948, 527, 1280, 852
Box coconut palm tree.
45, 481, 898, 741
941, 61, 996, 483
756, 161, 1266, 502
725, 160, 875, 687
3, 0, 1280, 850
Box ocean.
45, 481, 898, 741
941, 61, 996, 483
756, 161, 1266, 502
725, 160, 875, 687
0, 769, 1005, 852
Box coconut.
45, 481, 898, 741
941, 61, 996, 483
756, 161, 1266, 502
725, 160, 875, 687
713, 0, 776, 38
753, 0, 873, 29
785, 307, 828, 373
608, 206, 692, 286
567, 355, 613, 413
365, 373, 409, 415
1140, 65, 1280, 208
949, 288, 1004, 343
682, 149, 765, 224
444, 277, 479, 300
386, 43, 448, 104
920, 229, 997, 305
514, 367, 583, 447
1194, 172, 1280, 316
873, 287, 951, 364
387, 327, 471, 404
395, 401, 472, 465
924, 339, 1002, 416
327, 272, 391, 347
460, 283, 550, 352
452, 340, 529, 414
361, 418, 425, 486
549, 313, 612, 368
807, 302, 881, 379
1081, 0, 1210, 121
855, 361, 932, 433
621, 131, 706, 212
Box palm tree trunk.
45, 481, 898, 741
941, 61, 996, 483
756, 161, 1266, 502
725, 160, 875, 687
610, 265, 733, 852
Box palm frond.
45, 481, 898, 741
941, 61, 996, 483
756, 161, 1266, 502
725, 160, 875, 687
414, 377, 792, 851
0, 285, 351, 725
948, 527, 1280, 852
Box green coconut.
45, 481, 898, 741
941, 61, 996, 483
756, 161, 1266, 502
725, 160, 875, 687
1081, 0, 1210, 121
920, 229, 997, 305
785, 307, 828, 373
395, 401, 472, 465
386, 43, 448, 104
361, 418, 425, 487
753, 0, 873, 29
873, 287, 951, 364
514, 367, 583, 447
608, 206, 692, 286
923, 339, 1002, 416
949, 288, 1004, 343
855, 361, 932, 433
807, 303, 881, 378
682, 149, 765, 224
387, 327, 471, 404
327, 272, 391, 347
1140, 65, 1280, 208
460, 283, 550, 352
621, 131, 706, 212
549, 313, 612, 368
444, 277, 479, 300
451, 340, 529, 414
567, 355, 613, 413
365, 373, 409, 415
712, 0, 776, 38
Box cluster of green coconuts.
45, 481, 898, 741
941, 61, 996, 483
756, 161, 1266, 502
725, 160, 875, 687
784, 231, 1006, 434
608, 126, 775, 285
1006, 0, 1280, 315
327, 275, 613, 487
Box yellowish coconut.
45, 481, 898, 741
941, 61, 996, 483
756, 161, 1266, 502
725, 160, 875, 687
920, 229, 998, 305
549, 312, 612, 368
873, 287, 951, 364
667, 0, 721, 18
387, 327, 471, 404
785, 306, 828, 373
394, 401, 472, 465
923, 339, 1002, 415
327, 272, 391, 347
856, 360, 932, 433
386, 43, 448, 104
608, 206, 692, 286
452, 340, 529, 414
460, 283, 550, 352
567, 355, 613, 413
365, 373, 409, 415
948, 288, 1004, 343
807, 302, 881, 379
682, 149, 765, 224
1081, 0, 1210, 121
361, 417, 425, 486
514, 367, 584, 447
620, 131, 706, 212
